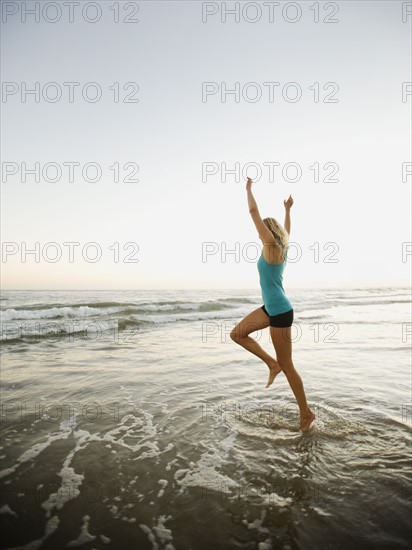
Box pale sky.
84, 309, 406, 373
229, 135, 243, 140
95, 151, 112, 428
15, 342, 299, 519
1, 0, 411, 290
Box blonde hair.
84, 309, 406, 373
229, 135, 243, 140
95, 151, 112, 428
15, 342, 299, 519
263, 217, 289, 258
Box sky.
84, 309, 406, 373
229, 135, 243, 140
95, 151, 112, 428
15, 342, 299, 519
1, 0, 411, 290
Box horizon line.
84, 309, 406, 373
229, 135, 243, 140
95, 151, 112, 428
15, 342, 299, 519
2, 284, 411, 292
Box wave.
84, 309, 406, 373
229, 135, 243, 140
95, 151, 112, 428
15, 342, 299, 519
0, 317, 154, 346
331, 299, 411, 307
0, 297, 258, 323
0, 306, 121, 322
1, 289, 409, 345
297, 315, 331, 320
0, 296, 259, 344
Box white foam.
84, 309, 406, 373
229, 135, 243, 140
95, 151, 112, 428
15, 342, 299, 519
41, 466, 85, 514
45, 515, 60, 538
0, 305, 119, 322
139, 524, 158, 549
153, 515, 175, 549
246, 517, 269, 532
0, 417, 76, 479
312, 505, 333, 517
174, 429, 238, 495
121, 516, 136, 523
244, 510, 275, 550
40, 427, 90, 517
0, 504, 17, 517
165, 458, 179, 471
66, 515, 96, 547
108, 504, 119, 517
83, 409, 162, 458
258, 539, 272, 550
157, 479, 168, 497
261, 492, 293, 507
139, 515, 175, 550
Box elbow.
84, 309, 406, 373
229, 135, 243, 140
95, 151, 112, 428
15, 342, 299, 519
249, 207, 258, 214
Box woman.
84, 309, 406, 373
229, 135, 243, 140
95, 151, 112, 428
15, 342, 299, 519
230, 177, 315, 432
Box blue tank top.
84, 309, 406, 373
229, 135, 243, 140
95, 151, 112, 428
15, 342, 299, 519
257, 242, 293, 316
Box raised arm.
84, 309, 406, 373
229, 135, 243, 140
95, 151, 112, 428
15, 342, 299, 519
246, 178, 276, 243
283, 194, 294, 235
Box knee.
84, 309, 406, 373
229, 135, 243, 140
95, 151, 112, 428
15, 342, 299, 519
230, 328, 242, 343
277, 358, 293, 372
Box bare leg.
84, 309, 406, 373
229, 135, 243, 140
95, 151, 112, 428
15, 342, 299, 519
270, 326, 315, 431
230, 308, 282, 388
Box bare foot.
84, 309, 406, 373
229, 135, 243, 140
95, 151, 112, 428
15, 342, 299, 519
266, 361, 282, 388
300, 410, 315, 432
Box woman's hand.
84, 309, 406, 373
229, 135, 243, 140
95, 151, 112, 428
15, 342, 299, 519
246, 177, 253, 190
284, 194, 294, 210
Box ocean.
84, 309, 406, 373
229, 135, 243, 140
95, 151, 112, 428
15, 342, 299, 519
0, 287, 411, 549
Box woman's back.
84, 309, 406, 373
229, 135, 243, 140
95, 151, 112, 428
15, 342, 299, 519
257, 242, 293, 316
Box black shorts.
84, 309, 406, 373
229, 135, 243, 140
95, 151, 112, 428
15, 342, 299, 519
261, 305, 294, 328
